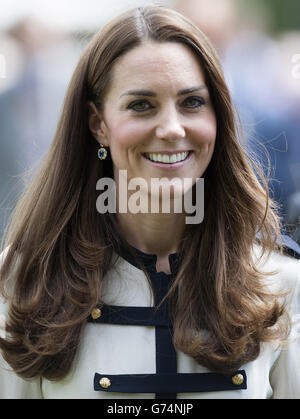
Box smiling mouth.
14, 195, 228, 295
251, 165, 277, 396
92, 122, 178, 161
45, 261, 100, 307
143, 151, 191, 164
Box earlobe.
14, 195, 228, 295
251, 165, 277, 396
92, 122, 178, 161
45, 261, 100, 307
87, 101, 109, 146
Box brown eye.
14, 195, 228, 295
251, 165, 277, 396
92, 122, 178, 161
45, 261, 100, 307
182, 96, 205, 109
127, 100, 153, 112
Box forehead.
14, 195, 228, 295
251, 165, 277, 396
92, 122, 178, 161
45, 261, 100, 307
108, 41, 206, 95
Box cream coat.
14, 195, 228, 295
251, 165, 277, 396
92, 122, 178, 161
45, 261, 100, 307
0, 244, 299, 399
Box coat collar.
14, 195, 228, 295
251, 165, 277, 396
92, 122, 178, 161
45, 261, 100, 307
114, 236, 182, 277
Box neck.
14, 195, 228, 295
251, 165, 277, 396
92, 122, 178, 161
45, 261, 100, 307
117, 211, 186, 258
114, 172, 188, 273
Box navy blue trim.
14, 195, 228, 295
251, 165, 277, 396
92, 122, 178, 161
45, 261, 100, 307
88, 304, 171, 327
94, 370, 247, 393
151, 272, 178, 398
114, 236, 183, 276
255, 233, 300, 260
117, 234, 300, 275
280, 234, 300, 260
91, 243, 252, 397
155, 326, 177, 399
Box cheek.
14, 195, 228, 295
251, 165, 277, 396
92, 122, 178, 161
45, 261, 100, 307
107, 117, 150, 149
190, 116, 217, 150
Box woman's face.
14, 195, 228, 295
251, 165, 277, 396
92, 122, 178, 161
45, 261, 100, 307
95, 41, 217, 200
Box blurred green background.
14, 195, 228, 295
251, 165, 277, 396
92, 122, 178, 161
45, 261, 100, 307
239, 0, 300, 32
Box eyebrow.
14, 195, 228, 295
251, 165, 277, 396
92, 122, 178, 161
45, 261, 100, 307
120, 85, 208, 98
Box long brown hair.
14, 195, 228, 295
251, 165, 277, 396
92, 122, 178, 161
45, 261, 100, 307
0, 5, 288, 380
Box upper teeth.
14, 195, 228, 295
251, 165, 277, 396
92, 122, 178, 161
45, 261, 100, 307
145, 152, 189, 163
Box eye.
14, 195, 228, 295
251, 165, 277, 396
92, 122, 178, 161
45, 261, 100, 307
182, 96, 206, 109
127, 100, 153, 112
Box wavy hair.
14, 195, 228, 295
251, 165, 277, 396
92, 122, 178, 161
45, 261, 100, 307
0, 5, 288, 380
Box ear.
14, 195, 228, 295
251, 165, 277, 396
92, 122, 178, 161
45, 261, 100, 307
87, 101, 109, 147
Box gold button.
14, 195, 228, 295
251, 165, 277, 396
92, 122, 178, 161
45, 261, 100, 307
91, 308, 102, 320
232, 373, 244, 385
99, 377, 111, 389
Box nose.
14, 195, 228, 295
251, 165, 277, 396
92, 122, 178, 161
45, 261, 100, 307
155, 106, 186, 142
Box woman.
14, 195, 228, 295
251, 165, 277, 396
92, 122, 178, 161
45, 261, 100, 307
0, 6, 299, 399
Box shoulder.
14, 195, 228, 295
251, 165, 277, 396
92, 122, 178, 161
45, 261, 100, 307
280, 234, 300, 261
254, 234, 300, 278
0, 246, 43, 398
262, 237, 300, 398
253, 236, 300, 311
